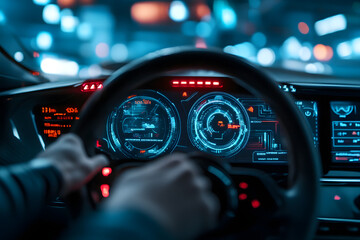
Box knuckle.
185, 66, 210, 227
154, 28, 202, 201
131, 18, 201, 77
62, 133, 82, 145
179, 163, 197, 178
169, 156, 183, 165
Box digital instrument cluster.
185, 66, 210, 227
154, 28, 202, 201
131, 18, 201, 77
104, 89, 318, 164
331, 101, 360, 163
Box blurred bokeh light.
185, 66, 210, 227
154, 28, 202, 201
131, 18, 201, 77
0, 0, 359, 78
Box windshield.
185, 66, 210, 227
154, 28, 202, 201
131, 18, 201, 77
0, 0, 358, 80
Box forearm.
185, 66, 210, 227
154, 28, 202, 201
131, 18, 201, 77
0, 159, 63, 239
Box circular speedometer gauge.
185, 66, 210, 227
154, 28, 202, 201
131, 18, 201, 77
188, 92, 250, 157
107, 91, 180, 159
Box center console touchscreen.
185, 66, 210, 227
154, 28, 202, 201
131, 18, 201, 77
331, 101, 360, 163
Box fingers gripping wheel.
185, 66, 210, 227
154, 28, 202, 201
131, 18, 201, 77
72, 47, 321, 240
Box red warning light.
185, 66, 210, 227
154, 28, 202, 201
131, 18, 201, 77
247, 107, 254, 113
81, 81, 104, 92
251, 199, 261, 209
140, 150, 146, 154
182, 92, 188, 97
238, 193, 248, 200
334, 195, 341, 201
100, 184, 110, 198
102, 167, 112, 177
96, 140, 102, 148
239, 182, 248, 189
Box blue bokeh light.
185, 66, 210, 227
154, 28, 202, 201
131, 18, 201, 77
36, 31, 53, 50
214, 0, 237, 30
169, 1, 189, 22
33, 0, 50, 6
251, 32, 267, 48
196, 22, 212, 38
43, 4, 60, 24
257, 48, 276, 66
0, 10, 6, 24
77, 23, 93, 40
337, 42, 352, 58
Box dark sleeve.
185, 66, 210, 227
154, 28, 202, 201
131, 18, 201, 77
0, 160, 63, 240
64, 209, 174, 240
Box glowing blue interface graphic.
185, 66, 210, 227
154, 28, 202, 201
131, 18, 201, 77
240, 100, 318, 163
331, 101, 360, 163
188, 92, 250, 157
107, 91, 180, 159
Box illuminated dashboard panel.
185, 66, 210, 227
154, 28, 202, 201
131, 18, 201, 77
34, 105, 80, 145
31, 77, 319, 164
331, 101, 360, 163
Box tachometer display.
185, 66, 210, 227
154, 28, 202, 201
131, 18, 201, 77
188, 92, 250, 157
107, 91, 180, 159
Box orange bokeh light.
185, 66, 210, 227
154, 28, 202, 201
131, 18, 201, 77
195, 3, 211, 19
131, 2, 170, 24
57, 0, 76, 8
313, 44, 333, 61
298, 22, 309, 34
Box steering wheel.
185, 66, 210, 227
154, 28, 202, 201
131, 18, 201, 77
71, 47, 321, 240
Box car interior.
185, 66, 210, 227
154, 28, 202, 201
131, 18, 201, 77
1, 0, 360, 239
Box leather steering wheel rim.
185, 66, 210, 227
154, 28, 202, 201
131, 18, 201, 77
72, 47, 321, 240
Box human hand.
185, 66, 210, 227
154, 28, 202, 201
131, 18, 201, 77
103, 153, 219, 240
36, 133, 108, 195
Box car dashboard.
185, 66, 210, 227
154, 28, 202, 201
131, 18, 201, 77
1, 71, 360, 238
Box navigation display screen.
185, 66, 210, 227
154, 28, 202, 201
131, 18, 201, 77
331, 101, 360, 163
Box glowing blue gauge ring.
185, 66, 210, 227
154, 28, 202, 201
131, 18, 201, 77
107, 91, 180, 159
188, 92, 250, 157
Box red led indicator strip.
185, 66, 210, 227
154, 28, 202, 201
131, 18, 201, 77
81, 81, 104, 92
172, 80, 223, 88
